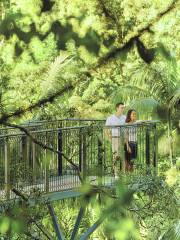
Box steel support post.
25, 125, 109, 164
5, 137, 10, 199
145, 127, 150, 174
98, 137, 103, 185
79, 128, 86, 181
58, 129, 63, 176
45, 131, 49, 193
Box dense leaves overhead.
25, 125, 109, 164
0, 0, 179, 121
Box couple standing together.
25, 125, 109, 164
105, 102, 138, 176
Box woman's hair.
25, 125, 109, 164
125, 109, 136, 123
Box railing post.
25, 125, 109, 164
45, 132, 49, 193
79, 129, 82, 172
153, 123, 158, 175
32, 134, 36, 184
98, 136, 103, 185
26, 136, 30, 166
120, 126, 125, 174
79, 128, 86, 180
20, 135, 27, 163
145, 126, 150, 173
5, 137, 10, 199
58, 129, 63, 176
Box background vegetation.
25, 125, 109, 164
0, 0, 179, 239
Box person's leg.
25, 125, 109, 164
128, 142, 137, 171
124, 143, 131, 172
112, 138, 120, 177
129, 161, 134, 171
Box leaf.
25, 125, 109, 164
129, 98, 160, 111
157, 42, 172, 61
0, 217, 10, 234
169, 88, 180, 108
119, 48, 129, 62
41, 53, 75, 94
161, 220, 180, 240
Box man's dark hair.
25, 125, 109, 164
115, 102, 124, 109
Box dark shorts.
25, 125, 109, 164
124, 141, 137, 161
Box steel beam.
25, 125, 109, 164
79, 217, 104, 240
70, 207, 84, 240
47, 203, 65, 240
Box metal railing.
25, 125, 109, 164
0, 118, 105, 135
0, 120, 158, 199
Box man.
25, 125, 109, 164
105, 102, 126, 177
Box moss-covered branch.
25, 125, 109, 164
97, 0, 178, 66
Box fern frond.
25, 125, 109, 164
45, 54, 74, 83
41, 54, 75, 94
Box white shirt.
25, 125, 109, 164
126, 125, 137, 142
125, 121, 142, 142
105, 114, 126, 137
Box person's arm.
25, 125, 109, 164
105, 118, 112, 142
105, 128, 112, 142
126, 142, 131, 153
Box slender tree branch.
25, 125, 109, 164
0, 83, 74, 124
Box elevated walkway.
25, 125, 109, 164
0, 119, 158, 201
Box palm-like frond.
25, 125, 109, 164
121, 85, 149, 95
110, 84, 149, 104
45, 54, 74, 84
169, 88, 180, 108
129, 62, 150, 86
128, 58, 178, 105
160, 220, 180, 240
128, 98, 160, 117
41, 54, 75, 94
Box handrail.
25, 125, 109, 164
0, 118, 105, 128
0, 125, 94, 138
0, 120, 159, 137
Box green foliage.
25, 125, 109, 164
0, 0, 179, 239
0, 0, 179, 121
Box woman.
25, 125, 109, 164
124, 109, 138, 171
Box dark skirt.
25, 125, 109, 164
124, 141, 138, 161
